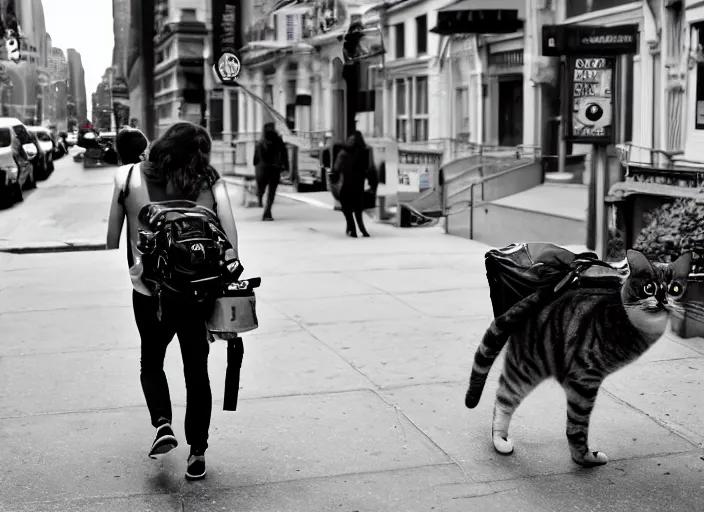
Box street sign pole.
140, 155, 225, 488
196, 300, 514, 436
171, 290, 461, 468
593, 144, 609, 259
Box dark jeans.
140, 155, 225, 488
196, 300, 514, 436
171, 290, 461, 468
340, 191, 368, 236
132, 291, 212, 452
255, 167, 281, 217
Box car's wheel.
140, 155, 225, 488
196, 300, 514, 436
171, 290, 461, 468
0, 182, 12, 209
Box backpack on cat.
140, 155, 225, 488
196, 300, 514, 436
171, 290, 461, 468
485, 242, 626, 320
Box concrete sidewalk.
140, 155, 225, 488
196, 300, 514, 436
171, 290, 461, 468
0, 199, 703, 511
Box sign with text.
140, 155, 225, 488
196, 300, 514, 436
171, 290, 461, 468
212, 0, 242, 87
566, 57, 615, 144
542, 24, 638, 57
397, 150, 441, 193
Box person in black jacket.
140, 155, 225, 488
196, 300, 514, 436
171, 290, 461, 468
331, 130, 376, 237
253, 123, 289, 221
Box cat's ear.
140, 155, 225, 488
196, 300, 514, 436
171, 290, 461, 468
671, 252, 693, 279
626, 250, 652, 274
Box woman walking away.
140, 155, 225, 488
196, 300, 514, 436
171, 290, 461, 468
253, 122, 289, 221
331, 130, 376, 237
106, 121, 240, 481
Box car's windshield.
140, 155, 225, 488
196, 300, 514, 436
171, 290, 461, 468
34, 131, 52, 142
0, 128, 11, 148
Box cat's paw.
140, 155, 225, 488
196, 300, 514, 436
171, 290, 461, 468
492, 433, 514, 455
572, 450, 608, 467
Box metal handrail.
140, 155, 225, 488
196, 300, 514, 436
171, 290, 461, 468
442, 160, 538, 239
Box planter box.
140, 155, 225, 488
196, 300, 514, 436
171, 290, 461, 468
670, 274, 704, 339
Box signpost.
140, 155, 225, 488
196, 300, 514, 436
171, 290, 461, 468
543, 24, 638, 259
212, 0, 242, 87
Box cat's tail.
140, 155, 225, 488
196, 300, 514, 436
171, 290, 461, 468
465, 289, 550, 409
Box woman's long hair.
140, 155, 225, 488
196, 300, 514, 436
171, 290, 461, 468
349, 130, 366, 150
143, 121, 220, 199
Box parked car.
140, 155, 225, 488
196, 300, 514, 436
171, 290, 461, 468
0, 118, 36, 208
82, 131, 117, 169
66, 131, 78, 146
27, 126, 55, 179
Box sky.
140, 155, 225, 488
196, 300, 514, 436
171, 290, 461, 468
42, 0, 115, 120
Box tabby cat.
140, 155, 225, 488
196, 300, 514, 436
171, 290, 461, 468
465, 249, 692, 467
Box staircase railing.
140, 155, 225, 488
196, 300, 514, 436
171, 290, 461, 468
442, 159, 543, 239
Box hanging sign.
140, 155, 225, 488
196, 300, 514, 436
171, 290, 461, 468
565, 56, 615, 144
542, 24, 638, 57
212, 0, 242, 87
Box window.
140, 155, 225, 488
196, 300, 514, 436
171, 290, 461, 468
416, 15, 427, 55
394, 23, 405, 59
395, 78, 407, 141
412, 76, 428, 142
0, 128, 10, 148
12, 125, 31, 144
696, 25, 704, 131
286, 14, 300, 41
157, 103, 171, 120
456, 87, 469, 135
181, 8, 196, 21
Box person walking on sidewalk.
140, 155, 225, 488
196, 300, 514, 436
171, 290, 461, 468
103, 127, 148, 166
253, 122, 288, 221
331, 130, 376, 237
105, 121, 240, 481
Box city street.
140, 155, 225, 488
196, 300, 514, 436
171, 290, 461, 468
0, 156, 703, 511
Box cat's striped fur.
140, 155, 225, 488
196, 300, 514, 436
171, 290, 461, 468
465, 250, 692, 467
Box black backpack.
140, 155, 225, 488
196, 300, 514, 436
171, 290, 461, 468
120, 165, 242, 307
485, 242, 625, 319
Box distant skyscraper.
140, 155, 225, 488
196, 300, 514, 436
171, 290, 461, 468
49, 47, 68, 130
66, 48, 87, 124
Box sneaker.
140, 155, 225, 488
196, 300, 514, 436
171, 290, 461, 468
262, 213, 274, 221
148, 422, 178, 459
185, 450, 206, 480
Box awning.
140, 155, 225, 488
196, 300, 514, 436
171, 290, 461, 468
430, 0, 525, 35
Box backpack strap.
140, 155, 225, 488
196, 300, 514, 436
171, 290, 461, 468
210, 180, 219, 214
118, 165, 136, 268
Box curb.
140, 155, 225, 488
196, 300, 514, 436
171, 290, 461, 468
0, 241, 106, 254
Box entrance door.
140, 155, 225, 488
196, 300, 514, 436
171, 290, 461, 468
498, 79, 523, 147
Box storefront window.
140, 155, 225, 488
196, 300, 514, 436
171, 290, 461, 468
695, 25, 704, 131
395, 78, 407, 141
566, 0, 636, 19
412, 76, 428, 142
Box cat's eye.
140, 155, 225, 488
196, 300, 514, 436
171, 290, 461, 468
669, 281, 684, 296
643, 282, 657, 296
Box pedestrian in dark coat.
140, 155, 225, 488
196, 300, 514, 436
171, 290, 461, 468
253, 123, 289, 221
331, 130, 376, 237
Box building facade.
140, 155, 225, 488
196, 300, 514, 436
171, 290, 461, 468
113, 0, 131, 79
49, 46, 68, 131
66, 48, 87, 127
92, 67, 116, 131
0, 0, 49, 124
236, 0, 386, 142
681, 0, 704, 164
152, 0, 209, 136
